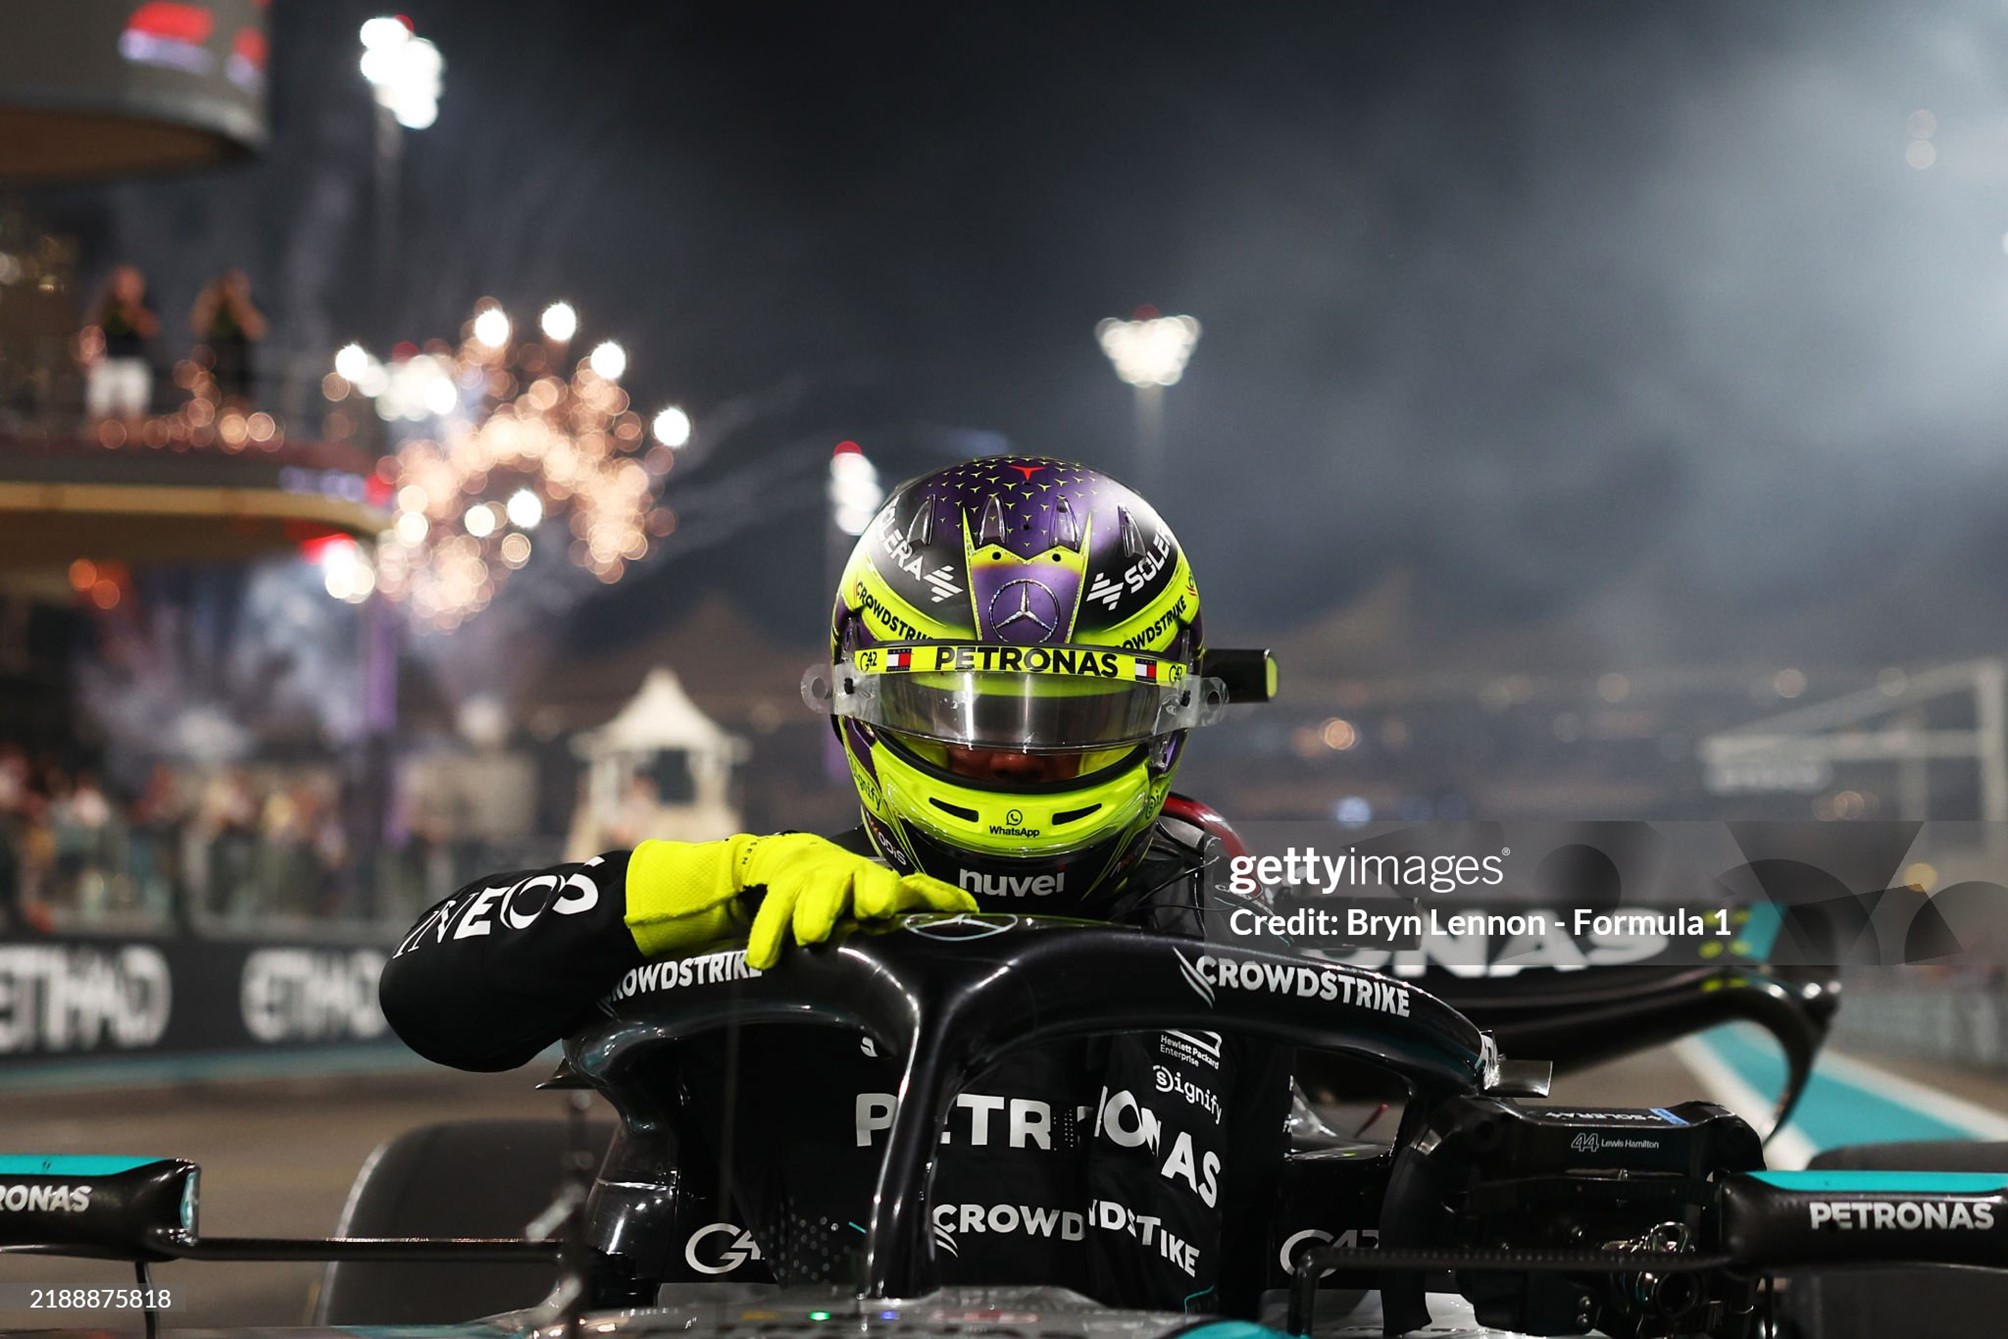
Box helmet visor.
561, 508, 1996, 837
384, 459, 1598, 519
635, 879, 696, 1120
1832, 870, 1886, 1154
803, 643, 1227, 750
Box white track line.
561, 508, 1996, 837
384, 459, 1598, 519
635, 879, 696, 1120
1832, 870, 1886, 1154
1670, 1037, 1816, 1169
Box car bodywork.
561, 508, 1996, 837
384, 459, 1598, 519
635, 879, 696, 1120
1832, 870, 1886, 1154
0, 915, 1997, 1339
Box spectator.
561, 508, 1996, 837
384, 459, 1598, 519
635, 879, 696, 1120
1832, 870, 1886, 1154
80, 264, 159, 430
310, 790, 352, 916
0, 745, 24, 929
193, 768, 258, 918
129, 762, 186, 923
189, 269, 268, 407
53, 771, 113, 919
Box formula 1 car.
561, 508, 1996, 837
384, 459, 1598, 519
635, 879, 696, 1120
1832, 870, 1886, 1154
1, 915, 2003, 1339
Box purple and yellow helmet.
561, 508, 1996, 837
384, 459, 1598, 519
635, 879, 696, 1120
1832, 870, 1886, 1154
806, 456, 1225, 909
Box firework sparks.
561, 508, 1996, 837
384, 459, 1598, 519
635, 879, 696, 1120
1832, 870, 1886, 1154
333, 302, 682, 629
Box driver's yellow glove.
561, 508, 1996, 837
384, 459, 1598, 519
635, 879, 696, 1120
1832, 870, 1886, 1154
624, 832, 976, 968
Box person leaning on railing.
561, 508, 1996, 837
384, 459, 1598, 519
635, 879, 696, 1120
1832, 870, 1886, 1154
190, 269, 268, 408
80, 264, 158, 430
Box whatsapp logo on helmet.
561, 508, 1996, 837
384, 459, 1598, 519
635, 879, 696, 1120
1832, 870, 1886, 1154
804, 456, 1225, 910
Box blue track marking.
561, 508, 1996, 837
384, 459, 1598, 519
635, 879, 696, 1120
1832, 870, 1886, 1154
1698, 1024, 1980, 1149
1735, 903, 1785, 960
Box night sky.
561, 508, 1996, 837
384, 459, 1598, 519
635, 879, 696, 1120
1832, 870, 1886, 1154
47, 0, 2008, 665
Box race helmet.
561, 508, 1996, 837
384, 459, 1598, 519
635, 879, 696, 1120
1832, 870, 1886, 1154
806, 455, 1226, 910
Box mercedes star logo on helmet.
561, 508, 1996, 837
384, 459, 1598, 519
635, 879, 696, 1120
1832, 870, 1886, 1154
989, 580, 1061, 645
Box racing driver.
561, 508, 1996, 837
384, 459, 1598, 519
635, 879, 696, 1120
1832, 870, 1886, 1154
380, 455, 1290, 1315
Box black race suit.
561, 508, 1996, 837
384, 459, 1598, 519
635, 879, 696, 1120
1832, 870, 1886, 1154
379, 815, 1291, 1315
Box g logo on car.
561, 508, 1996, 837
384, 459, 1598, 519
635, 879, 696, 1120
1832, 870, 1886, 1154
684, 1221, 762, 1275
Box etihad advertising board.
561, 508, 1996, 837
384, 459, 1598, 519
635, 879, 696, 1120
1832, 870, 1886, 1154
0, 938, 389, 1059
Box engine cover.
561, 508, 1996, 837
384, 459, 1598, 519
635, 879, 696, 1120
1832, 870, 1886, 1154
1377, 1097, 1766, 1338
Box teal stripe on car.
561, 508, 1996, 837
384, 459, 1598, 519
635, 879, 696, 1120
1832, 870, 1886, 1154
0, 1154, 163, 1176
1751, 1170, 2008, 1194
1172, 1323, 1291, 1339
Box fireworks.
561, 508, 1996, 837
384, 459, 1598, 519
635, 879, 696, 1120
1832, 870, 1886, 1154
331, 302, 687, 630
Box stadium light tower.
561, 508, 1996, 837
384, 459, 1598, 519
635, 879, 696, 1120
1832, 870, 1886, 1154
1097, 307, 1200, 489
356, 11, 444, 917
826, 441, 883, 625
360, 17, 443, 128
829, 440, 883, 539
360, 17, 443, 338
824, 441, 882, 781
